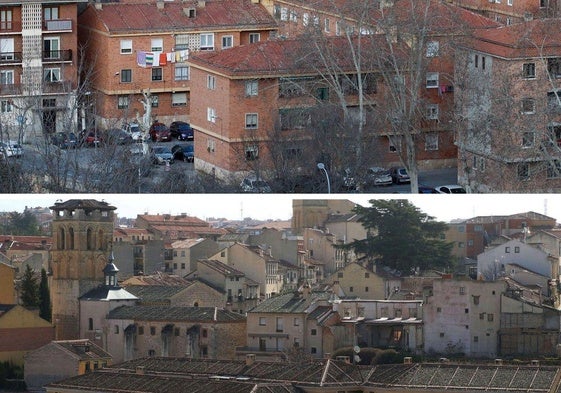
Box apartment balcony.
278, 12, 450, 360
43, 80, 73, 94
0, 52, 23, 65
0, 83, 22, 96
44, 19, 72, 32
0, 21, 22, 34
43, 49, 72, 63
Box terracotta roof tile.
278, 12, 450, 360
88, 0, 277, 34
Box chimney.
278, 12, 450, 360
157, 0, 164, 9
94, 2, 102, 10
302, 282, 311, 299
136, 366, 145, 375
246, 354, 255, 366
197, 0, 206, 7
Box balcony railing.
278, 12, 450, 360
43, 49, 72, 62
0, 52, 22, 64
43, 80, 72, 94
0, 83, 21, 96
0, 21, 22, 33
44, 19, 72, 32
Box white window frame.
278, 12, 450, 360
245, 113, 258, 129
118, 95, 129, 109
222, 35, 233, 49
245, 80, 258, 97
523, 63, 536, 79
171, 92, 187, 107
426, 104, 439, 120
280, 7, 288, 21
324, 18, 330, 32
120, 39, 132, 54
425, 132, 438, 151
0, 99, 12, 113
303, 13, 309, 26
245, 145, 259, 160
426, 72, 439, 88
0, 69, 13, 84
0, 38, 14, 60
249, 33, 260, 43
44, 67, 60, 82
174, 65, 189, 81
522, 131, 534, 148
289, 10, 297, 22
426, 41, 439, 57
151, 94, 159, 108
151, 38, 163, 52
44, 36, 60, 59
335, 21, 341, 36
207, 74, 216, 90
207, 107, 217, 122
200, 33, 214, 50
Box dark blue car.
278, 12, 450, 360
169, 121, 194, 141
171, 144, 194, 162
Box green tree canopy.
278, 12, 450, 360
6, 210, 40, 235
346, 199, 453, 273
20, 265, 39, 308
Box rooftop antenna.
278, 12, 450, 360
544, 198, 548, 216
240, 201, 243, 220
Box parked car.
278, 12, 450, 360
51, 132, 78, 149
152, 146, 174, 164
171, 144, 194, 162
435, 184, 467, 194
365, 167, 392, 187
240, 176, 272, 193
81, 129, 103, 147
105, 128, 133, 145
169, 121, 194, 141
124, 123, 144, 141
149, 122, 171, 142
418, 185, 439, 193
0, 141, 23, 157
389, 167, 410, 184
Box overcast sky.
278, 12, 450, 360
0, 194, 560, 223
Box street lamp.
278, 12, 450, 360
317, 162, 330, 194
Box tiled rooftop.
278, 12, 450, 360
124, 285, 189, 303
107, 305, 246, 322
50, 199, 116, 211
85, 0, 277, 33
54, 339, 111, 360
47, 358, 559, 392
249, 291, 330, 313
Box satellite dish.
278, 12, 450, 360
353, 345, 361, 354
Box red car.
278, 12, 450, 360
81, 130, 103, 147
149, 122, 171, 142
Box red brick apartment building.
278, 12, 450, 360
455, 19, 561, 192
449, 0, 559, 25
0, 0, 81, 140
187, 1, 498, 179
77, 0, 277, 130
188, 37, 403, 180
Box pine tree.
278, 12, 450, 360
20, 265, 39, 308
39, 268, 51, 322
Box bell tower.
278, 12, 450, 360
49, 199, 116, 340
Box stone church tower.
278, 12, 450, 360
49, 199, 116, 340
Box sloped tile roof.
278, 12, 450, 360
199, 259, 246, 276
87, 0, 277, 34
54, 339, 112, 361
470, 19, 561, 58
107, 305, 246, 322
124, 285, 190, 303
248, 291, 330, 313
50, 199, 116, 211
188, 36, 405, 77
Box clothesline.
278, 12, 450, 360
137, 49, 190, 67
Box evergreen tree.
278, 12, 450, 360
7, 210, 40, 235
39, 268, 51, 322
345, 199, 453, 273
20, 265, 39, 308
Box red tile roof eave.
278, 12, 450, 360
459, 40, 561, 60
104, 24, 278, 36
188, 59, 383, 79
